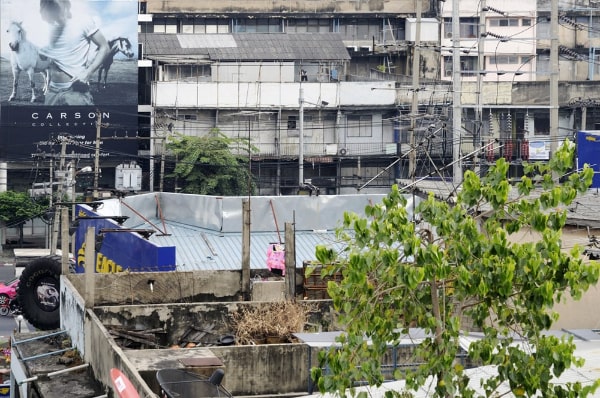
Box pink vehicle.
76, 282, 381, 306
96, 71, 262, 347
0, 278, 19, 316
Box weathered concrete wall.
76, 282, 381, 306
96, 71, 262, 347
146, 0, 430, 14
127, 344, 314, 395
86, 300, 335, 395
85, 308, 159, 397
67, 270, 245, 305
209, 344, 313, 395
507, 226, 600, 329
501, 81, 600, 107
60, 277, 87, 356
93, 300, 336, 347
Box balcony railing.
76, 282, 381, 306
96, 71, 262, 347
235, 138, 546, 164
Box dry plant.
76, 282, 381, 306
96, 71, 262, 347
231, 301, 313, 345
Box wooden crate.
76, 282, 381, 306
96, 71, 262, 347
302, 261, 342, 299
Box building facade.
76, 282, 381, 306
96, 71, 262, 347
1, 0, 598, 196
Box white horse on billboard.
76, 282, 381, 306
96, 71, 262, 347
6, 21, 51, 102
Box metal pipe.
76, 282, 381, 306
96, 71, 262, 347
47, 363, 90, 377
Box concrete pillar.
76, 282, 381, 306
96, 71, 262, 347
0, 162, 7, 192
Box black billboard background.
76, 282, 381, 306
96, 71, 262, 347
0, 105, 139, 162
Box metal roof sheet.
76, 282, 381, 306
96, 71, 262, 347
141, 32, 351, 61
131, 218, 343, 272
93, 193, 413, 272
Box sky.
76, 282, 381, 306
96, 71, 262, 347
0, 0, 138, 61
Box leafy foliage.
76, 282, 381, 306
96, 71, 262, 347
312, 140, 600, 397
166, 128, 255, 196
0, 191, 48, 226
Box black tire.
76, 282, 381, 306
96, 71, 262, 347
18, 256, 61, 330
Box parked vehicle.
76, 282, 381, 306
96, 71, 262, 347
0, 278, 20, 317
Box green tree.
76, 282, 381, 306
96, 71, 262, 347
166, 128, 255, 196
312, 141, 600, 397
0, 191, 48, 246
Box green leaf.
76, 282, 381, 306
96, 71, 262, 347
313, 141, 599, 398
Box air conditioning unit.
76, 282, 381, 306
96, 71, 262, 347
338, 147, 349, 156
445, 32, 452, 38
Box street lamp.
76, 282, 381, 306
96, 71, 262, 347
67, 163, 93, 201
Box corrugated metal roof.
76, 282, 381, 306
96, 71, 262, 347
133, 218, 343, 272
141, 32, 351, 61
95, 193, 417, 272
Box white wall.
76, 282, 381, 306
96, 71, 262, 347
152, 81, 396, 108
213, 62, 296, 83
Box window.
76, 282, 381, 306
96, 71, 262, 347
522, 18, 531, 26
460, 57, 478, 75
490, 55, 519, 65
537, 16, 550, 39
444, 18, 478, 38
153, 18, 178, 33
591, 16, 600, 38
165, 21, 177, 34
163, 64, 211, 82
153, 19, 166, 33
534, 113, 550, 136
489, 18, 519, 27
234, 18, 282, 33
443, 56, 452, 77
287, 116, 297, 130
287, 19, 331, 34
338, 18, 382, 40
445, 56, 478, 76
536, 54, 550, 74
347, 115, 372, 137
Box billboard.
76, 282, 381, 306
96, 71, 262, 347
0, 0, 139, 162
73, 205, 176, 273
577, 131, 600, 189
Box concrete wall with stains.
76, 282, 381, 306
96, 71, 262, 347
145, 0, 430, 14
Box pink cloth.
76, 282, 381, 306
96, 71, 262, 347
267, 244, 285, 275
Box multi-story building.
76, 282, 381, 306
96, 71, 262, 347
438, 0, 600, 175
137, 0, 445, 195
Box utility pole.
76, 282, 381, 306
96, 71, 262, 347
93, 112, 101, 200
298, 87, 304, 188
149, 112, 155, 193
241, 198, 251, 300
159, 135, 166, 192
159, 122, 171, 192
409, 0, 422, 180
476, 0, 487, 176
452, 0, 463, 185
550, 0, 559, 158
50, 137, 68, 254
